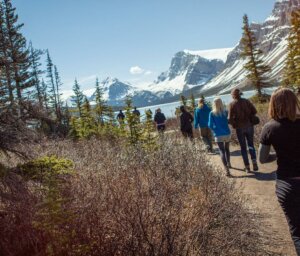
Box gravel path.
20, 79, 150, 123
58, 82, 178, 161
210, 146, 297, 256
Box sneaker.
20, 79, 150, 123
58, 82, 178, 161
245, 165, 251, 173
252, 162, 259, 172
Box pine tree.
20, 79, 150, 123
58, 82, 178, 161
94, 77, 108, 125
180, 95, 187, 106
29, 41, 44, 107
141, 109, 157, 150
3, 0, 34, 114
240, 14, 270, 98
54, 65, 63, 121
188, 93, 196, 112
41, 79, 49, 110
46, 50, 59, 115
0, 2, 14, 107
125, 95, 142, 145
71, 79, 84, 117
283, 10, 300, 92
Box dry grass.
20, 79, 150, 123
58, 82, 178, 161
0, 136, 269, 255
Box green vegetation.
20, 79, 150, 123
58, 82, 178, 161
240, 14, 270, 99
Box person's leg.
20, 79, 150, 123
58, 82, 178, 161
276, 179, 300, 255
225, 142, 230, 167
236, 128, 250, 168
200, 128, 212, 151
207, 128, 214, 152
245, 126, 258, 171
217, 142, 227, 166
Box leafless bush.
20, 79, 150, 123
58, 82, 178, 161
0, 137, 268, 255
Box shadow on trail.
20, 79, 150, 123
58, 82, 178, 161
230, 170, 277, 181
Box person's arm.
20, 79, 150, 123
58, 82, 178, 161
248, 100, 257, 115
208, 112, 213, 130
190, 113, 194, 123
228, 103, 235, 127
258, 144, 271, 164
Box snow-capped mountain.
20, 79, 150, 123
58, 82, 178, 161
194, 0, 300, 95
147, 48, 233, 95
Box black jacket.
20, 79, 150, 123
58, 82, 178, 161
180, 111, 194, 132
154, 112, 166, 125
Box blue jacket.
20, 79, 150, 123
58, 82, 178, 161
194, 104, 211, 128
208, 110, 231, 137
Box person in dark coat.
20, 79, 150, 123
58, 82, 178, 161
154, 108, 166, 132
259, 88, 300, 255
117, 110, 125, 124
180, 105, 194, 139
132, 107, 141, 122
228, 88, 258, 172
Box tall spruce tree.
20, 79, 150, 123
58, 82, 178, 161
54, 65, 63, 120
240, 14, 270, 97
94, 77, 108, 125
283, 10, 300, 93
3, 0, 34, 114
72, 79, 84, 117
46, 50, 59, 115
41, 79, 49, 110
29, 42, 44, 107
0, 2, 14, 107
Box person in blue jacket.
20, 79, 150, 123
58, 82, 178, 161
194, 98, 213, 152
208, 97, 231, 176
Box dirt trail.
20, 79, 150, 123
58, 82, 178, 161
210, 146, 296, 256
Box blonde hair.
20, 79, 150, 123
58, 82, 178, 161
269, 88, 300, 121
212, 98, 226, 115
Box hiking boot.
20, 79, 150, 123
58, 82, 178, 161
225, 166, 231, 177
252, 161, 259, 172
227, 162, 232, 169
245, 165, 251, 173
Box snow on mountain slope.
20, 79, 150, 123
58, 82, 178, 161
197, 0, 299, 95
148, 48, 232, 95
183, 48, 233, 62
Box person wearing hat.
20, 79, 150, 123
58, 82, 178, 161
228, 88, 258, 173
154, 108, 166, 132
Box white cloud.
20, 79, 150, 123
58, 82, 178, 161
130, 66, 144, 75
144, 70, 153, 75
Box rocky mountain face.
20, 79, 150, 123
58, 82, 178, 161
196, 0, 300, 95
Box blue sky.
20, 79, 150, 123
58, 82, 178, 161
13, 0, 276, 91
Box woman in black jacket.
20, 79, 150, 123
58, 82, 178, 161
179, 105, 194, 139
259, 88, 300, 255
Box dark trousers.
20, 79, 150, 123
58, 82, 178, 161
217, 142, 230, 167
157, 124, 166, 132
276, 179, 300, 255
200, 127, 213, 151
182, 128, 193, 139
236, 126, 256, 166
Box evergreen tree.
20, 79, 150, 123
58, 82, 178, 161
29, 42, 44, 107
0, 2, 14, 107
188, 93, 196, 112
46, 50, 59, 115
283, 10, 300, 92
2, 0, 35, 114
94, 77, 108, 125
180, 95, 187, 106
71, 79, 84, 117
141, 109, 157, 150
54, 65, 63, 120
124, 95, 142, 145
41, 79, 49, 110
240, 14, 270, 97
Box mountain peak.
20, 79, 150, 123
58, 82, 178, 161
183, 48, 233, 62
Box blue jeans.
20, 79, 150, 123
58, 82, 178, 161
236, 126, 256, 166
217, 142, 230, 167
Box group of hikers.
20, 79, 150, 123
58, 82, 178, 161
181, 87, 300, 255
116, 87, 300, 253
